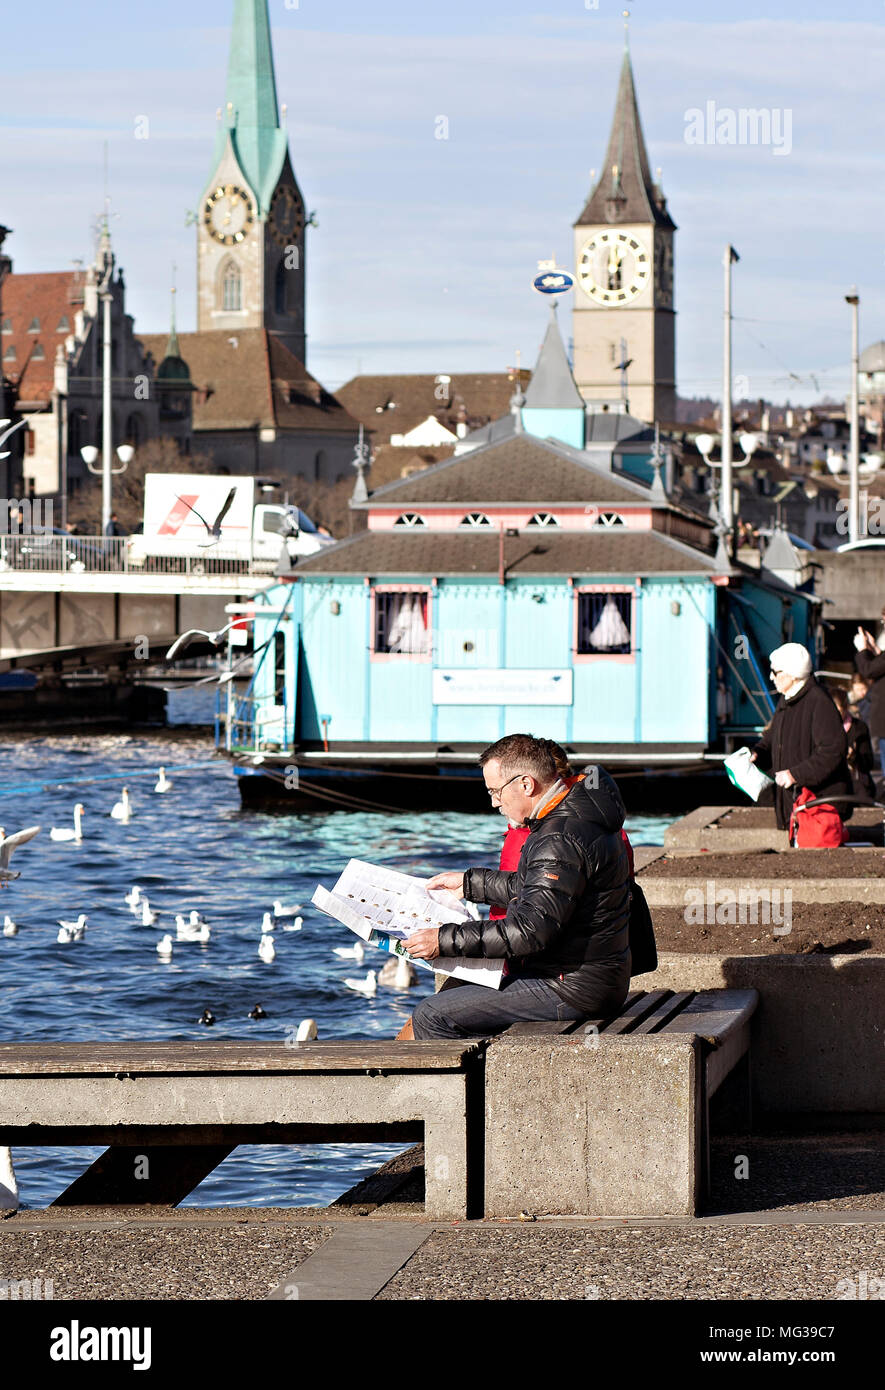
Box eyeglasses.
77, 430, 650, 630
486, 772, 526, 802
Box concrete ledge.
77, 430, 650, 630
640, 877, 885, 905
484, 1035, 701, 1218
665, 805, 788, 853
634, 953, 885, 1113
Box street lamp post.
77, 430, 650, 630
695, 430, 761, 566
721, 245, 740, 542
845, 288, 860, 545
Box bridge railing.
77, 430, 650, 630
0, 535, 275, 577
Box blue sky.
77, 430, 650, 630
2, 1, 884, 403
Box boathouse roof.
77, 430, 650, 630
291, 527, 719, 577
361, 435, 656, 507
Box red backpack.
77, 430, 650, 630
789, 787, 847, 848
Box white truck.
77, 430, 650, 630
128, 474, 334, 571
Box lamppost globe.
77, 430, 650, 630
695, 433, 715, 459
115, 444, 134, 466
80, 445, 98, 466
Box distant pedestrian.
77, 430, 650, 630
104, 512, 123, 538
830, 688, 875, 806
854, 622, 885, 781
751, 642, 851, 835
849, 674, 872, 727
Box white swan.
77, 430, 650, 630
124, 885, 142, 910
273, 900, 303, 918
295, 1019, 318, 1041
0, 825, 41, 881
258, 934, 276, 963
140, 899, 158, 926
333, 941, 365, 963
50, 805, 84, 842
344, 969, 377, 996
0, 1146, 18, 1211
156, 934, 173, 959
111, 787, 132, 822
154, 767, 172, 793
175, 915, 210, 943
2, 914, 18, 936
282, 916, 303, 933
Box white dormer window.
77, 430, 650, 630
594, 512, 625, 527
460, 512, 491, 528
393, 513, 427, 528
526, 512, 559, 528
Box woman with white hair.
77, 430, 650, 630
751, 642, 851, 833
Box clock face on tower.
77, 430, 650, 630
203, 184, 255, 246
577, 231, 650, 305
269, 185, 305, 246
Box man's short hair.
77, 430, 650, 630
478, 733, 569, 788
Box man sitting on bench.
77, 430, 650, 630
405, 734, 632, 1040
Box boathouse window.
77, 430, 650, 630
373, 588, 430, 655
577, 590, 633, 656
392, 513, 426, 528
593, 512, 625, 527
527, 512, 559, 528
460, 512, 491, 528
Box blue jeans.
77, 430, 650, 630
411, 974, 586, 1040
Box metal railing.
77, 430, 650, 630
218, 690, 291, 755
0, 534, 279, 577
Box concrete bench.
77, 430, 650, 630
483, 988, 758, 1218
0, 1040, 484, 1221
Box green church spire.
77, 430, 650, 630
205, 0, 289, 217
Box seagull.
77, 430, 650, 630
173, 487, 237, 549
175, 915, 210, 943
333, 941, 365, 963
261, 910, 275, 933
110, 787, 132, 822
156, 935, 173, 959
154, 767, 172, 793
50, 805, 84, 843
124, 885, 142, 910
0, 1146, 18, 1211
140, 899, 159, 926
258, 934, 276, 963
0, 824, 41, 880
344, 969, 377, 997
282, 916, 303, 933
2, 915, 18, 936
165, 616, 240, 661
295, 1019, 317, 1041
273, 900, 303, 918
199, 1008, 215, 1026
188, 910, 207, 928
57, 921, 86, 943
58, 914, 87, 933
379, 955, 418, 989
248, 1004, 267, 1019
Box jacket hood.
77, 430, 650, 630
575, 764, 626, 832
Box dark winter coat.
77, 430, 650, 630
843, 714, 876, 804
436, 769, 631, 1014
855, 649, 885, 738
752, 678, 852, 830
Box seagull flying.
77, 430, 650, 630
0, 825, 41, 882
174, 487, 237, 548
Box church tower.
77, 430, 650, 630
197, 0, 307, 363
572, 33, 676, 424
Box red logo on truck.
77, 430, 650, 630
158, 495, 198, 535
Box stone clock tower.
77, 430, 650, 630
197, 0, 307, 364
572, 41, 676, 424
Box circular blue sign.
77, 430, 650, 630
532, 268, 576, 296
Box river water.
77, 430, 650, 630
0, 714, 672, 1209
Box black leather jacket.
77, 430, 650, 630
437, 769, 632, 1014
